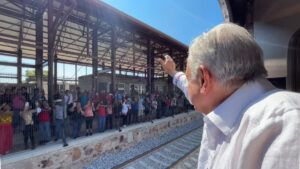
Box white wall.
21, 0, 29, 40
254, 0, 300, 78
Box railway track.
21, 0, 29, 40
112, 127, 202, 169
170, 146, 200, 169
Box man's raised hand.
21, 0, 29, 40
158, 55, 177, 77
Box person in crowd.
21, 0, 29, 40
143, 96, 151, 122
130, 85, 139, 101
99, 90, 107, 104
20, 102, 38, 149
12, 89, 25, 130
164, 96, 171, 117
106, 93, 113, 106
151, 97, 157, 123
31, 88, 42, 131
54, 99, 68, 147
64, 90, 73, 109
0, 103, 13, 154
84, 100, 94, 136
0, 88, 12, 105
106, 103, 113, 129
170, 96, 177, 117
96, 101, 106, 132
80, 90, 89, 108
40, 89, 46, 101
69, 102, 84, 139
38, 101, 51, 145
121, 98, 130, 127
92, 92, 99, 105
138, 95, 144, 122
156, 96, 163, 119
159, 23, 300, 169
177, 95, 184, 114
113, 100, 122, 132
116, 92, 123, 102
21, 87, 30, 102
126, 98, 132, 125
131, 97, 139, 124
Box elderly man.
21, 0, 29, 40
159, 23, 300, 169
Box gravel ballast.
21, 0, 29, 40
84, 117, 203, 169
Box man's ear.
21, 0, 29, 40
198, 65, 212, 94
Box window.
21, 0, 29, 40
0, 65, 17, 84
22, 58, 35, 65
117, 83, 125, 90
0, 55, 16, 63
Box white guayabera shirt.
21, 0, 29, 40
173, 72, 300, 169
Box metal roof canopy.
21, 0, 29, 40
0, 0, 188, 75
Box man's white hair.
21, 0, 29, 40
187, 23, 267, 87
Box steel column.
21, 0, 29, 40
133, 67, 135, 76
167, 49, 174, 94
54, 54, 58, 92
48, 0, 54, 104
17, 49, 22, 84
92, 27, 98, 91
75, 63, 78, 86
35, 8, 43, 90
150, 49, 155, 92
146, 39, 152, 93
102, 61, 105, 70
110, 27, 116, 94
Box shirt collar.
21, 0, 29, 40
204, 78, 276, 136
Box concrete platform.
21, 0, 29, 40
0, 111, 201, 169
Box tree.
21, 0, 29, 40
25, 70, 48, 82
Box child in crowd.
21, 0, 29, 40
20, 102, 38, 149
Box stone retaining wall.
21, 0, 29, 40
1, 111, 201, 169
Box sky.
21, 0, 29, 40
102, 0, 223, 45
0, 0, 223, 83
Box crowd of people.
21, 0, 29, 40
0, 85, 191, 155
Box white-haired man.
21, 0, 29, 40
159, 23, 300, 169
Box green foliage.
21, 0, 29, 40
25, 70, 48, 82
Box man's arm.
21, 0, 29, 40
158, 55, 189, 99
172, 72, 189, 99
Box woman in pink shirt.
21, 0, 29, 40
84, 100, 94, 136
